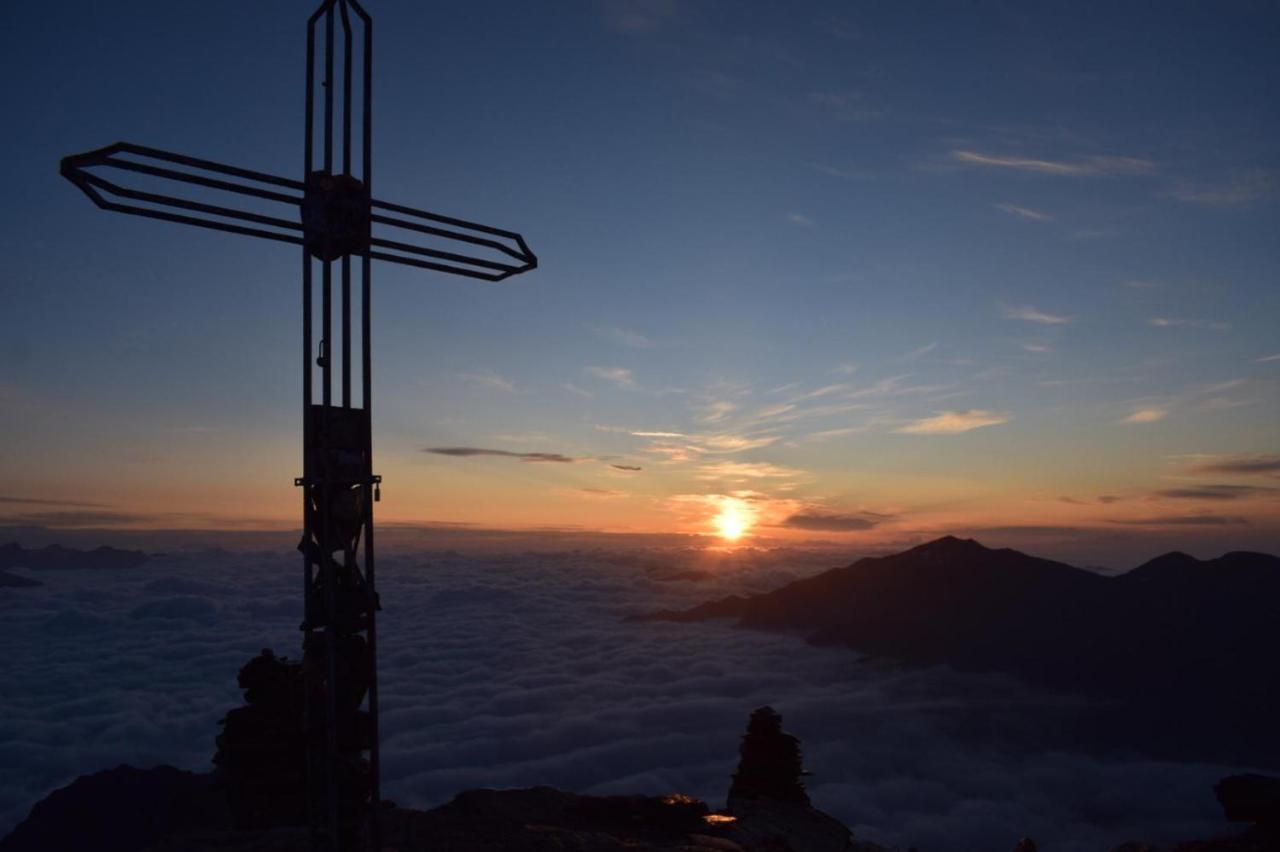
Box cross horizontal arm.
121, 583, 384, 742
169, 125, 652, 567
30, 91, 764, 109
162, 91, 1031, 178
368, 199, 537, 281
61, 142, 537, 281
61, 142, 307, 247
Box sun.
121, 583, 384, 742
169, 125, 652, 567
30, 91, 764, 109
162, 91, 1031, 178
713, 498, 752, 542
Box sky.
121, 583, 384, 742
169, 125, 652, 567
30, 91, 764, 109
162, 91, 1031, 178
2, 1, 1279, 564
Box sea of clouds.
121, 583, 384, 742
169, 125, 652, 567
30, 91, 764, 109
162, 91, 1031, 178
0, 545, 1254, 851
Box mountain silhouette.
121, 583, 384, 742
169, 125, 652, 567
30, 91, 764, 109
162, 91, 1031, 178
635, 536, 1280, 767
0, 542, 148, 571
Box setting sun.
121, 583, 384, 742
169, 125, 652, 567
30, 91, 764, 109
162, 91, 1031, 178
713, 498, 753, 542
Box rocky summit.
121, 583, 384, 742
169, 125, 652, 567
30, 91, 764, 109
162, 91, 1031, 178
0, 657, 872, 852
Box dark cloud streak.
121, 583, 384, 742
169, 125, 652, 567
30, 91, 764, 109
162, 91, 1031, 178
1109, 514, 1249, 527
425, 447, 578, 464
1190, 455, 1280, 476
1155, 484, 1276, 500
0, 496, 108, 507
782, 512, 881, 532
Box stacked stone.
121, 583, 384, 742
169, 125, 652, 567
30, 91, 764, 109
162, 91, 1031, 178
212, 649, 307, 829
728, 706, 812, 809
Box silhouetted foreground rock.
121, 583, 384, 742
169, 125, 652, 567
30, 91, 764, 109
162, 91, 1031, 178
0, 541, 148, 571
1203, 774, 1280, 851
0, 765, 226, 852
2, 686, 871, 852
131, 786, 871, 852
6, 644, 1278, 851
634, 536, 1280, 767
1216, 774, 1280, 829
377, 787, 724, 851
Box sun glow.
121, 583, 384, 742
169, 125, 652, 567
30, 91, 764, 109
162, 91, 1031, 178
713, 497, 752, 542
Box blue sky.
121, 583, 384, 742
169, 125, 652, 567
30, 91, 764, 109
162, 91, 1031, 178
2, 1, 1278, 561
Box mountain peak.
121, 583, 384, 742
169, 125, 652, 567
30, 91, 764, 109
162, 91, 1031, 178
1127, 551, 1202, 580
907, 535, 991, 556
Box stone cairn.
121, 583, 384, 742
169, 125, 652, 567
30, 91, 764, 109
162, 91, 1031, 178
728, 706, 812, 810
212, 649, 307, 829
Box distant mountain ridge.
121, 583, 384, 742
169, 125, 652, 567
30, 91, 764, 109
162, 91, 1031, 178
635, 536, 1280, 767
0, 542, 148, 571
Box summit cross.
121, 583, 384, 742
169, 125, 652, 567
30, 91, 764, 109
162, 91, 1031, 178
59, 2, 538, 850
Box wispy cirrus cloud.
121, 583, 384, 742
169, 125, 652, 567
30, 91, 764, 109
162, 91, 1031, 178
902, 342, 938, 359
589, 324, 655, 349
425, 447, 578, 463
1257, 353, 1280, 363
1195, 378, 1254, 412
806, 91, 879, 123
696, 461, 802, 481
951, 150, 1155, 177
697, 434, 778, 453
806, 162, 873, 181
803, 426, 866, 442
600, 0, 676, 33
697, 400, 738, 424
1121, 406, 1168, 424
993, 202, 1052, 221
1000, 303, 1073, 325
787, 212, 814, 227
585, 366, 637, 389
1117, 378, 1250, 426
801, 384, 852, 400
643, 444, 699, 463
459, 369, 517, 392
896, 410, 1010, 434
751, 403, 797, 420
1165, 170, 1273, 205
1148, 317, 1230, 331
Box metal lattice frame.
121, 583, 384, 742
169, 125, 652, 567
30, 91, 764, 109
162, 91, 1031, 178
59, 2, 537, 850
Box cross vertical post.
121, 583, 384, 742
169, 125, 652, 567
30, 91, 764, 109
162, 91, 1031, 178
298, 3, 378, 850
58, 2, 538, 850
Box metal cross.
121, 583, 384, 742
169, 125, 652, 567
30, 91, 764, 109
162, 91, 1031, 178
59, 2, 537, 850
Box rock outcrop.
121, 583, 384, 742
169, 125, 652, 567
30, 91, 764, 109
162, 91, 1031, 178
1216, 774, 1280, 830
0, 765, 225, 852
